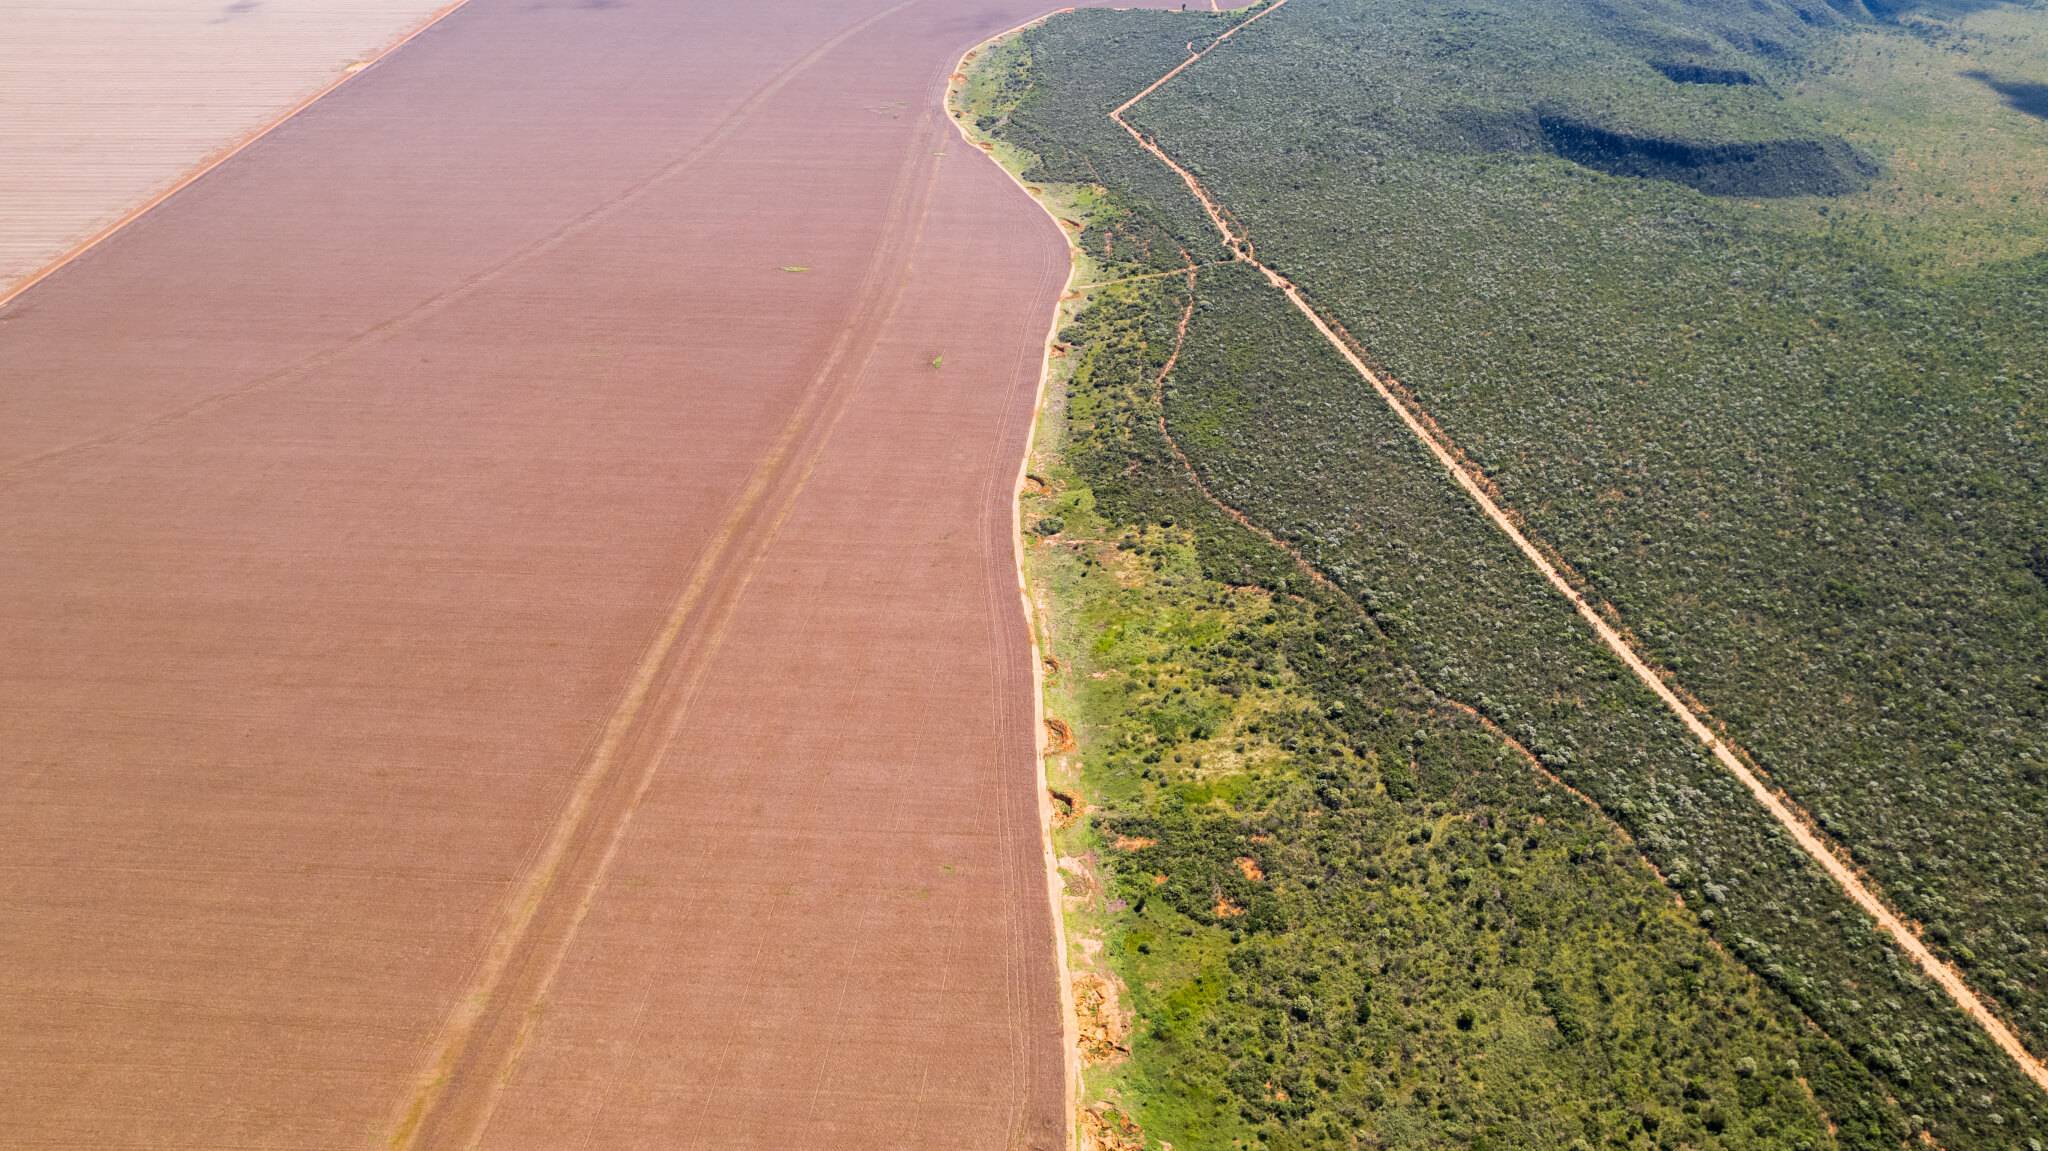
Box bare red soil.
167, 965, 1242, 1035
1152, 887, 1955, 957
0, 1, 1171, 1147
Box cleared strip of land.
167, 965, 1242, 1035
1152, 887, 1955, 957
1110, 0, 2048, 1096
0, 1, 1167, 1147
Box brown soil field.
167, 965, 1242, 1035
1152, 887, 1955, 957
0, 0, 461, 297
0, 0, 1173, 1147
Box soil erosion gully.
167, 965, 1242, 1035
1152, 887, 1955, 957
1109, 0, 2048, 1095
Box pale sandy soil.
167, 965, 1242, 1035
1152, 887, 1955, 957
0, 0, 457, 295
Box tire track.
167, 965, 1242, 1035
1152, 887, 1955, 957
944, 17, 1100, 1147
1108, 0, 2048, 1096
0, 1, 915, 490
985, 143, 1088, 1151
381, 13, 959, 1147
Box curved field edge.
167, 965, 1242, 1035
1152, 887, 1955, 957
0, 0, 475, 308
947, 12, 1108, 1140
954, 21, 1903, 1151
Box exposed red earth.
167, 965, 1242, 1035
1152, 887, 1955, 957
0, 1, 1172, 1147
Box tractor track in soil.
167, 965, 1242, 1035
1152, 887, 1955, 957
0, 2, 1190, 1146
383, 10, 941, 1145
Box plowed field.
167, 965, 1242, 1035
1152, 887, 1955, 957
0, 0, 459, 296
0, 1, 1172, 1146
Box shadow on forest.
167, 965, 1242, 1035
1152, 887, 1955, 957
1653, 60, 1760, 85
1537, 114, 1876, 196
1963, 70, 2048, 121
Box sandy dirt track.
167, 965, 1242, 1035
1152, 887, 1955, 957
0, 0, 462, 297
0, 0, 1172, 1147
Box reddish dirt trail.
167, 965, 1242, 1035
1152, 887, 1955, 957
1111, 0, 2048, 1096
1109, 0, 1291, 257
0, 1, 1174, 1148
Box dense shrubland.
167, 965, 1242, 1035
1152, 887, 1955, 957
1024, 272, 1882, 1149
1127, 0, 2048, 1067
971, 0, 2048, 1142
1161, 263, 2048, 1145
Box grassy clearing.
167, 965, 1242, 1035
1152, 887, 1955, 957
1778, 6, 2048, 268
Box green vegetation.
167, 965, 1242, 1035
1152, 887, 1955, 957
965, 0, 2048, 1143
1128, 0, 2048, 1068
1026, 272, 1886, 1149
1158, 260, 2047, 1145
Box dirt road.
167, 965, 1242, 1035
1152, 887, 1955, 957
0, 1, 1169, 1147
1110, 0, 2048, 1097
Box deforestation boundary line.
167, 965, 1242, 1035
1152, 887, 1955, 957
1109, 0, 2048, 1095
945, 11, 1088, 1149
